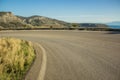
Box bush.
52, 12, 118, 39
0, 38, 35, 80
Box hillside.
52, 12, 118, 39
17, 15, 70, 28
0, 12, 109, 29
0, 12, 32, 29
0, 12, 70, 29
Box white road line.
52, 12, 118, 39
36, 43, 47, 80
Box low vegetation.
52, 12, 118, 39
0, 22, 32, 29
0, 38, 35, 80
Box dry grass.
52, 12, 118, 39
0, 37, 35, 80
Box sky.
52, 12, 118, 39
0, 0, 120, 23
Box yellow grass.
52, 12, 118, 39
0, 37, 35, 80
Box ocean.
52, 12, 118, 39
108, 25, 120, 29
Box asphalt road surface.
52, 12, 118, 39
0, 30, 120, 80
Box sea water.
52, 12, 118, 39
109, 25, 120, 29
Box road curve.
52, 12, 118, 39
0, 30, 120, 80
25, 43, 47, 80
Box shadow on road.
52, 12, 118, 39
106, 31, 120, 34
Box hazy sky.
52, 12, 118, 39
0, 0, 120, 23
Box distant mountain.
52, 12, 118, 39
107, 21, 120, 26
79, 23, 108, 28
0, 12, 109, 29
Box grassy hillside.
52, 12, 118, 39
0, 38, 35, 80
0, 22, 32, 29
0, 12, 109, 29
18, 15, 71, 28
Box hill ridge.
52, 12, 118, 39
0, 12, 108, 29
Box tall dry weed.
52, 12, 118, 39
0, 37, 35, 80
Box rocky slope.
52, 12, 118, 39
17, 15, 70, 28
0, 12, 109, 29
0, 12, 21, 22
0, 12, 32, 29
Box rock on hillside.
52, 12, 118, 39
0, 12, 21, 22
0, 12, 32, 29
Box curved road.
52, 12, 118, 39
0, 30, 120, 80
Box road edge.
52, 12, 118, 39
36, 43, 47, 80
25, 43, 47, 80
